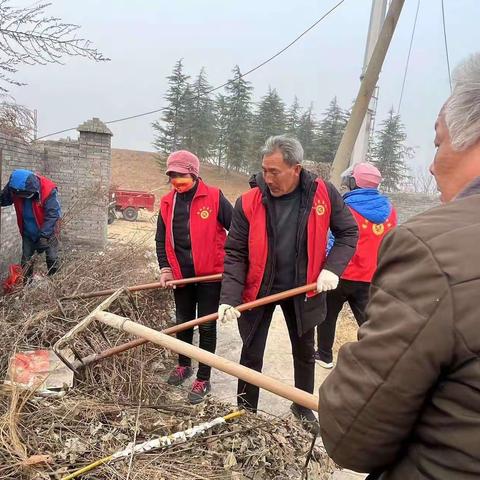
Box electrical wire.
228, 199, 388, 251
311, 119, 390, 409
441, 0, 452, 92
34, 0, 346, 142
397, 0, 420, 114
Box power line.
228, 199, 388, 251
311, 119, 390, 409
397, 0, 420, 114
34, 0, 345, 142
441, 0, 452, 92
203, 0, 346, 96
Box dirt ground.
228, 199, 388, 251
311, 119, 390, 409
107, 213, 359, 416
112, 148, 250, 204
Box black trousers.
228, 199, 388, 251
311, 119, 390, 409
21, 236, 59, 277
173, 282, 220, 381
237, 299, 315, 412
316, 279, 370, 363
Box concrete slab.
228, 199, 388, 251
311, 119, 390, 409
331, 470, 368, 479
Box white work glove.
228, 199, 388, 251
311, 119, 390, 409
316, 269, 339, 293
218, 304, 241, 324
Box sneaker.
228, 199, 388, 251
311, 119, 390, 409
314, 351, 333, 369
188, 379, 211, 404
167, 365, 193, 386
290, 403, 320, 435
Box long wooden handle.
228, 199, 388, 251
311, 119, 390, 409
77, 283, 317, 368
61, 274, 223, 301
96, 310, 319, 411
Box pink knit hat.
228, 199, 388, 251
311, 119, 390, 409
166, 150, 200, 177
351, 162, 382, 188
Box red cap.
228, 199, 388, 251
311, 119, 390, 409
352, 162, 382, 188
166, 150, 200, 177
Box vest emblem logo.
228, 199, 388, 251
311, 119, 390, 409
372, 223, 385, 236
314, 200, 326, 216
198, 206, 212, 220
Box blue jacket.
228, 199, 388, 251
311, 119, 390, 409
0, 169, 61, 241
328, 188, 392, 252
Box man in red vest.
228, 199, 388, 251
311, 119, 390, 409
156, 150, 233, 404
217, 135, 358, 433
315, 163, 397, 369
0, 169, 61, 278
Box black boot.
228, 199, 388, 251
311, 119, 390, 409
290, 403, 320, 435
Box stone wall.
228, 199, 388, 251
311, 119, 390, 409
389, 192, 439, 224
0, 118, 112, 274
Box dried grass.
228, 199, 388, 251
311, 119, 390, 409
0, 243, 335, 479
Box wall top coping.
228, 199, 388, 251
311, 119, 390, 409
77, 118, 113, 136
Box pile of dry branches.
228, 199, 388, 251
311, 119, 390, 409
0, 244, 334, 479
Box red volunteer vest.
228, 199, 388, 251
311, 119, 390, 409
160, 180, 227, 280
341, 207, 397, 282
241, 178, 331, 303
12, 174, 57, 236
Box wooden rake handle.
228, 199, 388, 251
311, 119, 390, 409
96, 309, 320, 411
77, 283, 317, 368
60, 273, 223, 301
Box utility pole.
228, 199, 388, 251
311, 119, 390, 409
351, 0, 387, 166
330, 0, 405, 187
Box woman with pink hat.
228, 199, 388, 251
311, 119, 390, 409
156, 150, 233, 403
316, 162, 398, 368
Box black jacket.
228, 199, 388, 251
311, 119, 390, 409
220, 169, 358, 345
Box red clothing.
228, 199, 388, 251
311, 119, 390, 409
241, 178, 331, 302
341, 207, 397, 282
160, 180, 227, 280
12, 175, 56, 236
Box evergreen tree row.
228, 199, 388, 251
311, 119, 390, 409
152, 59, 413, 191
152, 60, 350, 173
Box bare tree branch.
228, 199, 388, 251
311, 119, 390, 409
0, 100, 35, 140
409, 166, 437, 194
0, 1, 109, 91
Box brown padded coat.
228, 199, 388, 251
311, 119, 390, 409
318, 180, 480, 479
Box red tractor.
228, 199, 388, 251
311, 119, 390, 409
108, 189, 156, 223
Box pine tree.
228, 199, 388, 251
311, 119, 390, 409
185, 68, 216, 161
286, 96, 301, 136
213, 93, 229, 169
316, 97, 348, 164
249, 87, 287, 170
179, 84, 195, 152
296, 105, 318, 162
152, 59, 191, 154
224, 65, 253, 172
371, 108, 413, 192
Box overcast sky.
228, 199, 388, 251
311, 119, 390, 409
11, 0, 480, 171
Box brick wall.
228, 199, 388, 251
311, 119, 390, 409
0, 118, 112, 275
0, 135, 43, 272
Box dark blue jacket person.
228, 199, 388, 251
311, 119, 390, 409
0, 169, 61, 277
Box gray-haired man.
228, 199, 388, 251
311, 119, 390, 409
218, 135, 358, 432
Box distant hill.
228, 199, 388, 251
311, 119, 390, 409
111, 148, 249, 203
